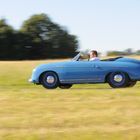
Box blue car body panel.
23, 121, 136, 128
29, 57, 140, 84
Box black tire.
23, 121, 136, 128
126, 81, 137, 87
40, 72, 59, 89
107, 72, 129, 88
59, 84, 72, 89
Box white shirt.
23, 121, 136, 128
90, 57, 100, 61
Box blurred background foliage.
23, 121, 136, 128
107, 48, 140, 56
0, 14, 78, 60
0, 13, 140, 60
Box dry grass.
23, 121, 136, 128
0, 56, 140, 140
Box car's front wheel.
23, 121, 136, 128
40, 72, 59, 89
59, 84, 72, 89
107, 72, 129, 88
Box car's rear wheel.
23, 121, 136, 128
107, 72, 129, 88
59, 84, 72, 89
126, 80, 137, 87
40, 72, 59, 89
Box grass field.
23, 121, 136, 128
0, 57, 140, 140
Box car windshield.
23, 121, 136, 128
72, 53, 80, 61
72, 53, 89, 61
72, 53, 123, 62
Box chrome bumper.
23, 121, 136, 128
28, 78, 36, 83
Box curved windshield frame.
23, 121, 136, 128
72, 53, 89, 61
72, 53, 122, 62
72, 53, 81, 61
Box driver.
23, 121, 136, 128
89, 50, 100, 61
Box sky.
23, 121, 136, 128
0, 0, 140, 53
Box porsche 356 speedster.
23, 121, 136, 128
29, 53, 140, 89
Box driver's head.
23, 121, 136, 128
89, 50, 98, 58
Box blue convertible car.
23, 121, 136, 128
29, 53, 140, 89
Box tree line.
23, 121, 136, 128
107, 48, 140, 56
0, 14, 78, 60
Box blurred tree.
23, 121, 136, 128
136, 50, 140, 55
0, 14, 78, 60
107, 48, 140, 56
0, 19, 15, 59
20, 14, 78, 59
124, 48, 133, 55
107, 51, 125, 56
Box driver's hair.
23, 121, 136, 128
90, 50, 98, 57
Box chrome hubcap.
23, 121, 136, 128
46, 76, 55, 84
114, 74, 123, 82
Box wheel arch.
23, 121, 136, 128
105, 72, 112, 83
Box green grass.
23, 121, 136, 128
0, 59, 140, 140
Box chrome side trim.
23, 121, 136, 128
60, 78, 102, 83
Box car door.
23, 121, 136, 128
62, 61, 105, 83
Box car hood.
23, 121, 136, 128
35, 61, 70, 70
